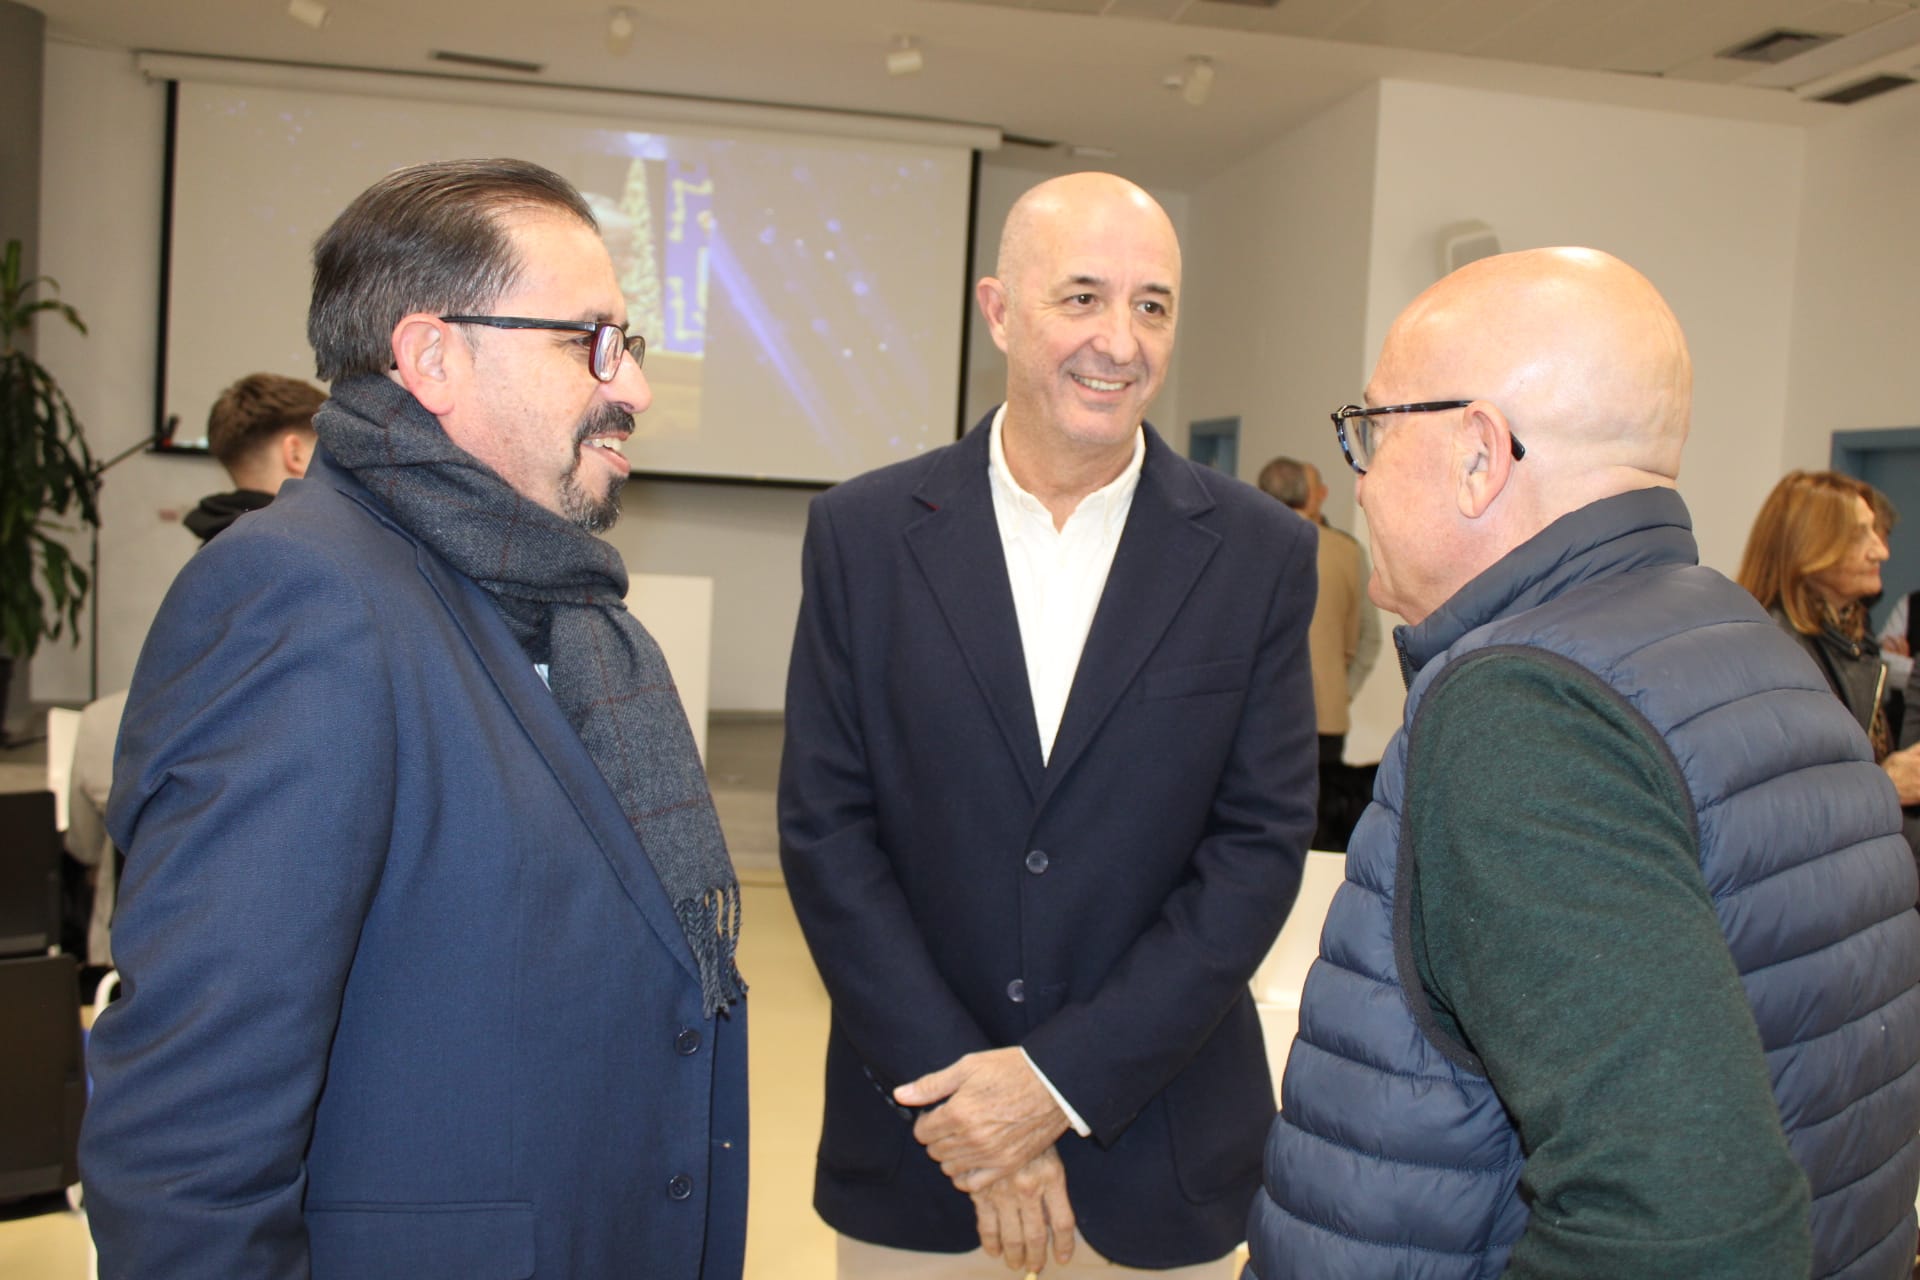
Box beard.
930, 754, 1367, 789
560, 403, 634, 533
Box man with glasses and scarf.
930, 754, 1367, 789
1245, 247, 1920, 1279
83, 159, 747, 1280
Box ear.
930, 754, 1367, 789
1454, 400, 1519, 520
281, 428, 314, 478
975, 276, 1012, 355
390, 313, 460, 417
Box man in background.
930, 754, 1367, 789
1246, 247, 1920, 1278
780, 171, 1317, 1277
1256, 455, 1375, 849
184, 372, 325, 542
84, 158, 745, 1279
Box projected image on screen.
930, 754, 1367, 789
576, 147, 710, 461
165, 81, 974, 485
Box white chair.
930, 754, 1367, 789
45, 706, 83, 834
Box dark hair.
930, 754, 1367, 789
205, 373, 326, 466
308, 158, 597, 381
1257, 456, 1310, 510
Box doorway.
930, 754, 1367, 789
1189, 417, 1240, 475
1834, 426, 1920, 634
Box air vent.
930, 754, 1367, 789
1719, 29, 1837, 64
430, 49, 544, 74
1198, 0, 1284, 7
1813, 73, 1915, 104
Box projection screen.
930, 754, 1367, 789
154, 61, 987, 485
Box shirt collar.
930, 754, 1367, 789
986, 404, 1146, 532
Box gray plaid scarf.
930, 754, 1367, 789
315, 374, 743, 1016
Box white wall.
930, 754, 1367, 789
604, 481, 814, 710
1364, 80, 1806, 578
1181, 84, 1380, 531
1784, 88, 1920, 471
1338, 79, 1808, 762
32, 42, 178, 706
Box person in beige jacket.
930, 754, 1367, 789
1259, 456, 1371, 848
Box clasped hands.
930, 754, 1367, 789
895, 1047, 1077, 1272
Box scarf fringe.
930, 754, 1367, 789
677, 885, 747, 1018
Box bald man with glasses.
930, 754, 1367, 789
1247, 247, 1920, 1280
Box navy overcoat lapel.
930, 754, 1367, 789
322, 455, 702, 983
1039, 428, 1220, 806
903, 422, 1047, 799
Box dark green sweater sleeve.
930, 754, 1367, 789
1405, 649, 1811, 1280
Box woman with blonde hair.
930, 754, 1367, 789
1738, 469, 1920, 814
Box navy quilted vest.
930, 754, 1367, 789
1247, 488, 1920, 1279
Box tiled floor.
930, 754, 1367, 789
0, 716, 837, 1279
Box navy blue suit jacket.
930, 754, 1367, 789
778, 416, 1317, 1267
82, 448, 747, 1279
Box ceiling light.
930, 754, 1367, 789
286, 0, 328, 31
886, 36, 923, 77
607, 8, 636, 57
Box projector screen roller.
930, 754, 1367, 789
163, 78, 977, 484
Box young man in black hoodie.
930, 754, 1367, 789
184, 373, 325, 542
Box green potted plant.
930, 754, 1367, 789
0, 237, 99, 742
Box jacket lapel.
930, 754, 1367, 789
1039, 429, 1220, 805
316, 451, 701, 982
903, 420, 1046, 798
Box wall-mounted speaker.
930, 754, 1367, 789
1437, 220, 1500, 278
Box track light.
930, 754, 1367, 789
607, 8, 636, 56
886, 36, 924, 77
286, 0, 329, 31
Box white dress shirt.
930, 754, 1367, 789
987, 408, 1146, 763
986, 407, 1145, 1137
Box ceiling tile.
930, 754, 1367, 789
1405, 0, 1565, 56
1802, 0, 1920, 37
1662, 52, 1766, 84
1170, 1, 1300, 33
1273, 0, 1377, 37
1467, 0, 1656, 67
1328, 0, 1452, 47
1601, 0, 1834, 74
1105, 0, 1194, 19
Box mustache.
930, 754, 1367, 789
574, 404, 634, 446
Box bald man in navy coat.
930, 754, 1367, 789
779, 172, 1317, 1277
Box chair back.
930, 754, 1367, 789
0, 791, 60, 957
0, 952, 86, 1200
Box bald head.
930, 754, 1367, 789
995, 172, 1180, 298
1358, 249, 1692, 624
1379, 247, 1691, 489
977, 173, 1181, 506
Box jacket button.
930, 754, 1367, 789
667, 1174, 694, 1201
1025, 849, 1049, 875
675, 1028, 702, 1056
1007, 978, 1026, 1003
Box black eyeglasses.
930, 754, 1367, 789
1331, 400, 1525, 476
440, 315, 646, 383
